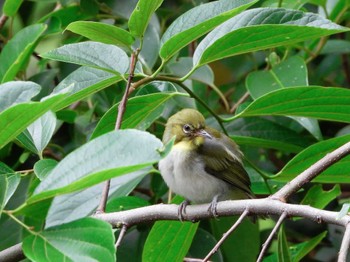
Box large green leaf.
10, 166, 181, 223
276, 134, 350, 183
22, 218, 115, 262
0, 24, 46, 83
143, 220, 198, 261
41, 41, 129, 75
0, 81, 41, 113
45, 169, 148, 228
224, 117, 313, 153
128, 0, 163, 38
22, 130, 162, 205
233, 86, 350, 123
51, 66, 122, 111
246, 56, 322, 140
0, 94, 67, 150
91, 92, 183, 139
193, 8, 349, 67
66, 21, 135, 49
159, 0, 258, 60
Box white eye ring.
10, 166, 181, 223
183, 124, 192, 134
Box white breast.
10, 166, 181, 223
158, 142, 230, 203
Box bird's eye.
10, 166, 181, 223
182, 124, 192, 134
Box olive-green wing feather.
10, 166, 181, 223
198, 129, 253, 198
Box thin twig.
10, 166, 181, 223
273, 141, 350, 201
338, 223, 350, 262
115, 224, 128, 248
96, 49, 140, 214
257, 211, 287, 262
229, 91, 250, 113
203, 209, 249, 262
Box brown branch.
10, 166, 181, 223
257, 211, 287, 262
2, 199, 350, 262
115, 224, 128, 248
203, 209, 249, 262
229, 91, 250, 113
96, 49, 140, 214
273, 141, 350, 201
0, 243, 24, 262
0, 14, 8, 31
338, 223, 350, 262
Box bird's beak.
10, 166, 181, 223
195, 129, 212, 139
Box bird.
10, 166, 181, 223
158, 108, 254, 219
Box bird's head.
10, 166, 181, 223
163, 109, 212, 146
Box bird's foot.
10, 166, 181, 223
178, 200, 190, 222
208, 196, 219, 218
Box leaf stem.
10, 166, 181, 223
3, 210, 36, 234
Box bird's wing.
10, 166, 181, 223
198, 130, 253, 197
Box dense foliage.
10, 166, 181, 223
1, 0, 350, 261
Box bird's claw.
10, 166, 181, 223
178, 200, 189, 222
208, 196, 219, 218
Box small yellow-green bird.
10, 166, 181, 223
159, 108, 254, 217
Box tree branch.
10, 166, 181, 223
0, 14, 8, 31
273, 141, 350, 201
203, 209, 249, 262
338, 223, 350, 262
257, 211, 287, 262
96, 49, 140, 213
2, 199, 350, 261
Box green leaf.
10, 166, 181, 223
225, 117, 313, 153
22, 218, 115, 262
276, 134, 350, 183
106, 196, 149, 212
128, 0, 163, 38
45, 168, 148, 228
0, 164, 20, 216
160, 0, 258, 61
0, 93, 67, 150
3, 173, 20, 208
0, 24, 47, 83
0, 175, 8, 215
51, 66, 122, 111
321, 39, 350, 54
0, 81, 41, 113
143, 220, 198, 262
166, 57, 214, 86
290, 231, 327, 262
235, 86, 350, 123
188, 228, 223, 261
17, 111, 56, 156
66, 21, 134, 49
91, 92, 182, 139
41, 42, 129, 75
278, 226, 292, 262
246, 56, 322, 140
210, 217, 260, 261
34, 159, 58, 181
194, 8, 349, 67
337, 204, 350, 220
300, 184, 341, 209
247, 56, 308, 99
22, 130, 162, 205
2, 0, 23, 16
